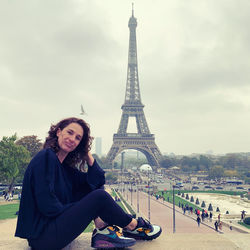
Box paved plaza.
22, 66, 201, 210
125, 190, 244, 234
0, 188, 250, 250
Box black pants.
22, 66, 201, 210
29, 189, 132, 250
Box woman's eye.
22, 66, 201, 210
68, 130, 73, 134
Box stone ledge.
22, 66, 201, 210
2, 232, 250, 250
1, 218, 250, 250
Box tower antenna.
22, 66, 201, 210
132, 2, 134, 16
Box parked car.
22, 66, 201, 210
215, 187, 223, 190
192, 186, 199, 190
175, 184, 184, 188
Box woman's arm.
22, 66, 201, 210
76, 151, 105, 190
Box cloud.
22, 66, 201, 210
0, 0, 250, 156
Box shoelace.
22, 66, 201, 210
108, 225, 122, 237
137, 217, 153, 233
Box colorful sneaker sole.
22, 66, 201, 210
91, 239, 136, 249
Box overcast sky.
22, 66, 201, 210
0, 0, 250, 156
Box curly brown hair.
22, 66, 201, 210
43, 117, 93, 170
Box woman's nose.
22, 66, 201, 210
68, 135, 75, 142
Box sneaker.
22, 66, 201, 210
91, 225, 136, 249
122, 217, 162, 241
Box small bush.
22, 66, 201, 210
208, 203, 213, 211
195, 198, 200, 205
216, 207, 220, 212
190, 196, 194, 202
201, 201, 206, 207
186, 194, 189, 200
243, 217, 250, 225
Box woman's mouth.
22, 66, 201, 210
65, 142, 74, 149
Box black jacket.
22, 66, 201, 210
15, 148, 105, 239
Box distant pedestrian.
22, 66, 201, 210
214, 220, 218, 231
205, 211, 208, 221
219, 221, 222, 231
201, 212, 205, 222
218, 213, 221, 222
196, 216, 201, 227
190, 206, 193, 215
209, 212, 213, 222
241, 210, 246, 221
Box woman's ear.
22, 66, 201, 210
56, 128, 61, 137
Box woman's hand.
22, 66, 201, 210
86, 151, 95, 166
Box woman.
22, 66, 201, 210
15, 117, 161, 249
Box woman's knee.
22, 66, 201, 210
90, 189, 111, 200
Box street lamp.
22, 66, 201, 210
148, 169, 151, 222
130, 181, 133, 206
172, 185, 176, 233
126, 182, 128, 201
121, 152, 125, 195
137, 179, 139, 214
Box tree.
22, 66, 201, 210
160, 156, 174, 169
180, 156, 200, 171
208, 165, 224, 180
199, 155, 213, 170
0, 135, 30, 192
16, 135, 43, 158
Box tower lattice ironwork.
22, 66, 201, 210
106, 8, 162, 168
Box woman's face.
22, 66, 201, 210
56, 122, 84, 154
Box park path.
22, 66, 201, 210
123, 189, 236, 234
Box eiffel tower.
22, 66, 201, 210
106, 7, 162, 168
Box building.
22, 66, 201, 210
95, 137, 102, 157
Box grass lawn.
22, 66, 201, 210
0, 201, 94, 232
238, 221, 250, 229
177, 190, 247, 196
156, 191, 202, 211
0, 202, 20, 220
156, 189, 247, 212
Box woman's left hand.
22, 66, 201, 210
86, 152, 95, 166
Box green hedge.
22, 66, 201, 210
243, 217, 250, 225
